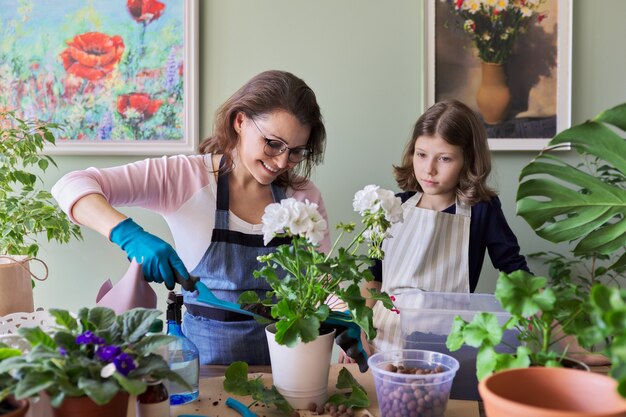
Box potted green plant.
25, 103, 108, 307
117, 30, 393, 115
516, 102, 626, 389
238, 185, 401, 408
0, 111, 82, 315
451, 102, 626, 413
0, 344, 27, 417
446, 268, 589, 380
0, 306, 189, 416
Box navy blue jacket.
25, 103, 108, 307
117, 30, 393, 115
372, 192, 529, 292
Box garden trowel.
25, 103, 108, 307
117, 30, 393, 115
175, 273, 266, 320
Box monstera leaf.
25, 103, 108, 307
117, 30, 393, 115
517, 103, 626, 270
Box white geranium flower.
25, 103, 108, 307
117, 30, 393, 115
353, 185, 403, 224
378, 189, 404, 223
262, 199, 293, 245
262, 198, 327, 246
353, 185, 382, 214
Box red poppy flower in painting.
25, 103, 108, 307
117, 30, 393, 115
117, 93, 163, 122
60, 32, 125, 82
127, 0, 166, 24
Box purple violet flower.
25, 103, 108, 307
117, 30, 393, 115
58, 347, 67, 356
113, 352, 137, 376
75, 330, 106, 346
97, 345, 121, 362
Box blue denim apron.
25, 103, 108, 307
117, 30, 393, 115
182, 160, 289, 365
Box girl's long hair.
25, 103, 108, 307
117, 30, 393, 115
394, 99, 495, 204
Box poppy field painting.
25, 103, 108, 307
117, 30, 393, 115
0, 0, 198, 155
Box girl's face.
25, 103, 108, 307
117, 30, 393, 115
412, 134, 464, 203
234, 110, 310, 185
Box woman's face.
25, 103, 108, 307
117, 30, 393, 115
234, 110, 310, 185
412, 134, 464, 203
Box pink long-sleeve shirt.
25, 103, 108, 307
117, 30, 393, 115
51, 154, 331, 271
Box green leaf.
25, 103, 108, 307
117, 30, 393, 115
79, 378, 119, 405
49, 309, 78, 331
120, 308, 161, 344
224, 362, 252, 395
15, 372, 55, 399
475, 346, 498, 380
326, 368, 369, 408
112, 372, 146, 396
446, 316, 468, 351
133, 334, 176, 356
495, 270, 556, 317
223, 362, 293, 415
517, 107, 626, 258
461, 313, 503, 348
0, 347, 22, 360
18, 327, 57, 349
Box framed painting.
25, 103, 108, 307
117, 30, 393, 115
0, 0, 198, 155
424, 0, 572, 151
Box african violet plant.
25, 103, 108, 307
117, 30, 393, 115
0, 307, 189, 407
239, 185, 402, 347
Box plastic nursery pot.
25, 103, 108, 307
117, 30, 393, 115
368, 349, 459, 417
478, 367, 626, 417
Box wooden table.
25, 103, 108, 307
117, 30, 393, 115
158, 363, 480, 417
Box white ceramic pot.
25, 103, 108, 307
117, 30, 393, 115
265, 324, 335, 409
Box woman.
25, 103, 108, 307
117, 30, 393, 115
52, 70, 331, 365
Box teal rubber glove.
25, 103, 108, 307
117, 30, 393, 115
109, 218, 189, 290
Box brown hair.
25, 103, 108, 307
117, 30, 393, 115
199, 70, 326, 188
393, 99, 496, 204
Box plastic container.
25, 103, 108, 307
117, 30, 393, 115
166, 292, 200, 405
394, 291, 518, 400
368, 349, 459, 417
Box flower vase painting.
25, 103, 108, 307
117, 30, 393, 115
0, 0, 198, 155
425, 0, 572, 150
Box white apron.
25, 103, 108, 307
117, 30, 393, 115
371, 192, 471, 353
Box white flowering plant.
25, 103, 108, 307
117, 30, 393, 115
443, 0, 548, 64
239, 185, 403, 347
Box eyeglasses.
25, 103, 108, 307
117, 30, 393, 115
250, 118, 310, 163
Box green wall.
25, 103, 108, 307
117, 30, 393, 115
34, 0, 626, 311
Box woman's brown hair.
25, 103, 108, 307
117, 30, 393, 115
393, 99, 496, 204
199, 70, 326, 189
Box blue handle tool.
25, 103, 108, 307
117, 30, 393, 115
226, 397, 258, 417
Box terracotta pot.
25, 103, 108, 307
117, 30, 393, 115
0, 396, 29, 417
52, 392, 129, 417
479, 367, 626, 417
476, 62, 511, 125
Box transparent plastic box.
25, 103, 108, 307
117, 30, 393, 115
394, 291, 518, 401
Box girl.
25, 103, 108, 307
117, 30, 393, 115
52, 70, 331, 365
364, 99, 528, 353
